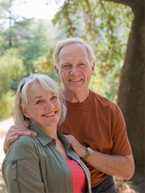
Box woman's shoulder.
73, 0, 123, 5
13, 135, 35, 149
4, 136, 38, 162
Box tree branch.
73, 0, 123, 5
101, 0, 135, 8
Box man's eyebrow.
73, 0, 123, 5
62, 62, 72, 65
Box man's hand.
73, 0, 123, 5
64, 135, 87, 158
4, 122, 37, 153
64, 135, 134, 180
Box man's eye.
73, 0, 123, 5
62, 64, 72, 69
79, 63, 86, 68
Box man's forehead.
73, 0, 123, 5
58, 43, 89, 60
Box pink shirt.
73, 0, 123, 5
67, 159, 86, 193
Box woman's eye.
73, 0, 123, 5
51, 95, 57, 101
35, 100, 44, 104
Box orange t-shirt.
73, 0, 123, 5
59, 91, 132, 187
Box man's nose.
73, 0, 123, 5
69, 66, 79, 74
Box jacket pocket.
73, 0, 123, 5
3, 161, 20, 193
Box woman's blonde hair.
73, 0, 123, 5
14, 74, 66, 126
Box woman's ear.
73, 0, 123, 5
21, 104, 31, 119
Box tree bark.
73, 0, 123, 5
118, 3, 145, 174
103, 0, 145, 175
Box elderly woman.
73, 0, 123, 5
2, 74, 92, 193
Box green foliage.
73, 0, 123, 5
0, 0, 57, 119
0, 0, 133, 119
0, 19, 54, 74
0, 1, 60, 120
53, 0, 133, 101
0, 48, 25, 94
0, 48, 25, 119
34, 48, 54, 74
0, 91, 14, 120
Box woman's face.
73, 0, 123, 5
22, 82, 61, 130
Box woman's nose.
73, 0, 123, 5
45, 101, 54, 111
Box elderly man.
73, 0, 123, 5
4, 38, 134, 193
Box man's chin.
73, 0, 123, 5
68, 82, 85, 89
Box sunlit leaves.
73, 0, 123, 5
53, 0, 133, 101
0, 48, 25, 94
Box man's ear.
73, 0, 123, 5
54, 64, 59, 74
91, 63, 96, 73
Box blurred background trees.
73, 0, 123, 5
0, 0, 56, 119
0, 0, 144, 188
53, 0, 133, 101
0, 0, 133, 119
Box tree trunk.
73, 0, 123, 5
118, 5, 145, 175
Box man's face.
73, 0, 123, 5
56, 43, 95, 93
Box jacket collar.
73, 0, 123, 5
30, 122, 54, 146
30, 122, 71, 149
58, 134, 72, 150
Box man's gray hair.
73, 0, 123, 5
53, 37, 95, 65
14, 73, 66, 126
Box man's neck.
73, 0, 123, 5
63, 89, 90, 103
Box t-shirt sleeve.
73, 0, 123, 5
111, 104, 132, 156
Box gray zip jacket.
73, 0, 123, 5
2, 125, 92, 193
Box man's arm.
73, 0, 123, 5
65, 135, 135, 180
83, 148, 134, 180
3, 122, 36, 153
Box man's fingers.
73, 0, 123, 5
30, 132, 37, 138
4, 135, 19, 153
4, 130, 37, 153
64, 135, 75, 144
16, 130, 37, 138
8, 129, 37, 137
7, 134, 19, 145
4, 125, 37, 153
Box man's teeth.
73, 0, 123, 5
69, 79, 82, 82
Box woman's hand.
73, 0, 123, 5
3, 121, 37, 153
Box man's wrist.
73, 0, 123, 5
81, 147, 93, 160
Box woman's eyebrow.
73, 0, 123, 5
33, 95, 43, 100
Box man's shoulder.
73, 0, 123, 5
90, 90, 122, 117
90, 90, 117, 108
90, 91, 124, 125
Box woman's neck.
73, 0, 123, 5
45, 128, 58, 140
